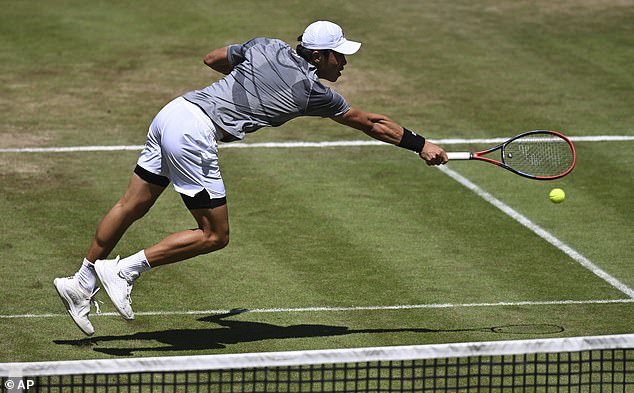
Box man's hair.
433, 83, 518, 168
296, 35, 329, 64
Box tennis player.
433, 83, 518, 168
53, 20, 448, 335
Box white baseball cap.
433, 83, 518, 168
300, 21, 361, 55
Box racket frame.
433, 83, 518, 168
447, 130, 576, 180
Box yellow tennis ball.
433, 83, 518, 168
549, 188, 565, 203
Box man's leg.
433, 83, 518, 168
95, 197, 229, 320
87, 172, 167, 262
54, 170, 167, 335
144, 203, 230, 267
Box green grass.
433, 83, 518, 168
1, 0, 633, 364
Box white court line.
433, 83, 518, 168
438, 165, 634, 299
1, 299, 632, 319
0, 135, 632, 153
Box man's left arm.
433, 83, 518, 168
333, 107, 448, 166
203, 46, 233, 75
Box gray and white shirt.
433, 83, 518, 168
183, 38, 350, 141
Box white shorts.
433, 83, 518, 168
137, 97, 226, 199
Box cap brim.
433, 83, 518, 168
333, 40, 361, 55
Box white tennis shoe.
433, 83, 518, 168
53, 276, 100, 336
95, 257, 135, 320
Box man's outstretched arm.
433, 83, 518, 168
333, 107, 448, 166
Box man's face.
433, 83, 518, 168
315, 50, 347, 82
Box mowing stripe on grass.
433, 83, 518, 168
1, 299, 632, 319
0, 135, 632, 153
438, 165, 634, 299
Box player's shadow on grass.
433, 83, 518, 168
53, 309, 564, 356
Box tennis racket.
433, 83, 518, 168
447, 130, 576, 180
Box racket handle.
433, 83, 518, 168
447, 152, 472, 160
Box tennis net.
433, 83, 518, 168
1, 334, 633, 392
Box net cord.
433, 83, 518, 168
2, 334, 633, 379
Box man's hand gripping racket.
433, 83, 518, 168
446, 130, 576, 180
420, 140, 449, 166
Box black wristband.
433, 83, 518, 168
398, 128, 426, 153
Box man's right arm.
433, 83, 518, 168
333, 107, 448, 166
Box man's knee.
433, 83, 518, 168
188, 195, 230, 255
116, 195, 154, 220
200, 231, 230, 253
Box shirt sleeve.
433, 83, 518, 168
226, 44, 244, 67
305, 83, 350, 118
226, 38, 271, 67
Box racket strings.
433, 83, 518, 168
503, 136, 574, 177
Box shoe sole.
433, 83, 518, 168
53, 280, 94, 336
95, 262, 135, 320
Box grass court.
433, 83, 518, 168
0, 0, 632, 362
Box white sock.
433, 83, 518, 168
76, 259, 97, 293
119, 250, 152, 282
